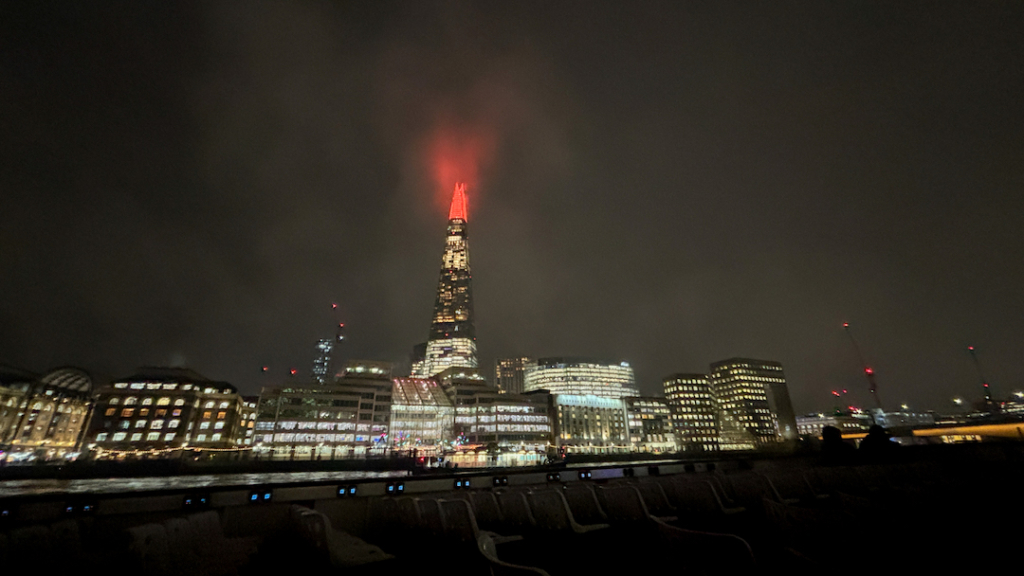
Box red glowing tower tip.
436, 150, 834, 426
448, 182, 468, 221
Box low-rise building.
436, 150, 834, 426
1, 365, 94, 460
796, 412, 871, 437
87, 367, 246, 455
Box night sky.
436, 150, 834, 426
2, 2, 1022, 413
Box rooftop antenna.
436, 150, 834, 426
967, 346, 995, 408
843, 323, 883, 411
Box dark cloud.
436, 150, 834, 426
2, 2, 1022, 414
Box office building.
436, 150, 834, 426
625, 396, 677, 453
411, 183, 478, 378
495, 356, 533, 394
87, 367, 248, 454
436, 367, 552, 453
709, 358, 796, 445
253, 360, 393, 459
551, 394, 631, 454
662, 373, 719, 452
524, 358, 640, 399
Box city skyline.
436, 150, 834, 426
2, 3, 1023, 414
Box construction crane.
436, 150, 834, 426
967, 345, 995, 408
843, 323, 883, 410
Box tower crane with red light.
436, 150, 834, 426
967, 345, 996, 409
843, 323, 883, 410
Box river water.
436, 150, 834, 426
0, 469, 409, 497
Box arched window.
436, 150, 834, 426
109, 397, 120, 405
174, 399, 185, 406
32, 402, 43, 410
142, 398, 153, 406
204, 401, 215, 408
156, 397, 171, 406
125, 397, 138, 406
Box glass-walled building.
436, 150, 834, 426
389, 377, 454, 455
524, 358, 640, 399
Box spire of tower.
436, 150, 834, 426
448, 182, 468, 221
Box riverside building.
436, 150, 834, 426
436, 367, 552, 464
662, 373, 719, 452
253, 360, 393, 459
87, 368, 248, 455
0, 365, 94, 461
524, 358, 640, 399
389, 377, 455, 456
625, 396, 677, 453
709, 358, 796, 445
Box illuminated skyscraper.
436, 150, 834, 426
411, 183, 477, 378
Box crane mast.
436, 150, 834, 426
843, 323, 883, 410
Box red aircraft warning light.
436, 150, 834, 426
864, 367, 874, 375
262, 366, 269, 372
290, 369, 297, 376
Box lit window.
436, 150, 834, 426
146, 432, 160, 441
172, 409, 181, 417
157, 397, 171, 406
217, 411, 226, 419
204, 401, 215, 408
200, 422, 210, 430
105, 408, 116, 416
151, 420, 164, 429
203, 411, 211, 419
112, 432, 127, 441
108, 397, 120, 405
96, 433, 108, 442
168, 419, 180, 429
214, 421, 224, 430
174, 399, 185, 406
121, 408, 134, 417
139, 408, 150, 416
211, 433, 222, 441
135, 420, 147, 428
219, 402, 229, 409
164, 433, 176, 441
142, 398, 153, 406
130, 433, 142, 441
196, 434, 207, 441
125, 397, 138, 406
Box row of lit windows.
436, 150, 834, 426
113, 382, 234, 394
